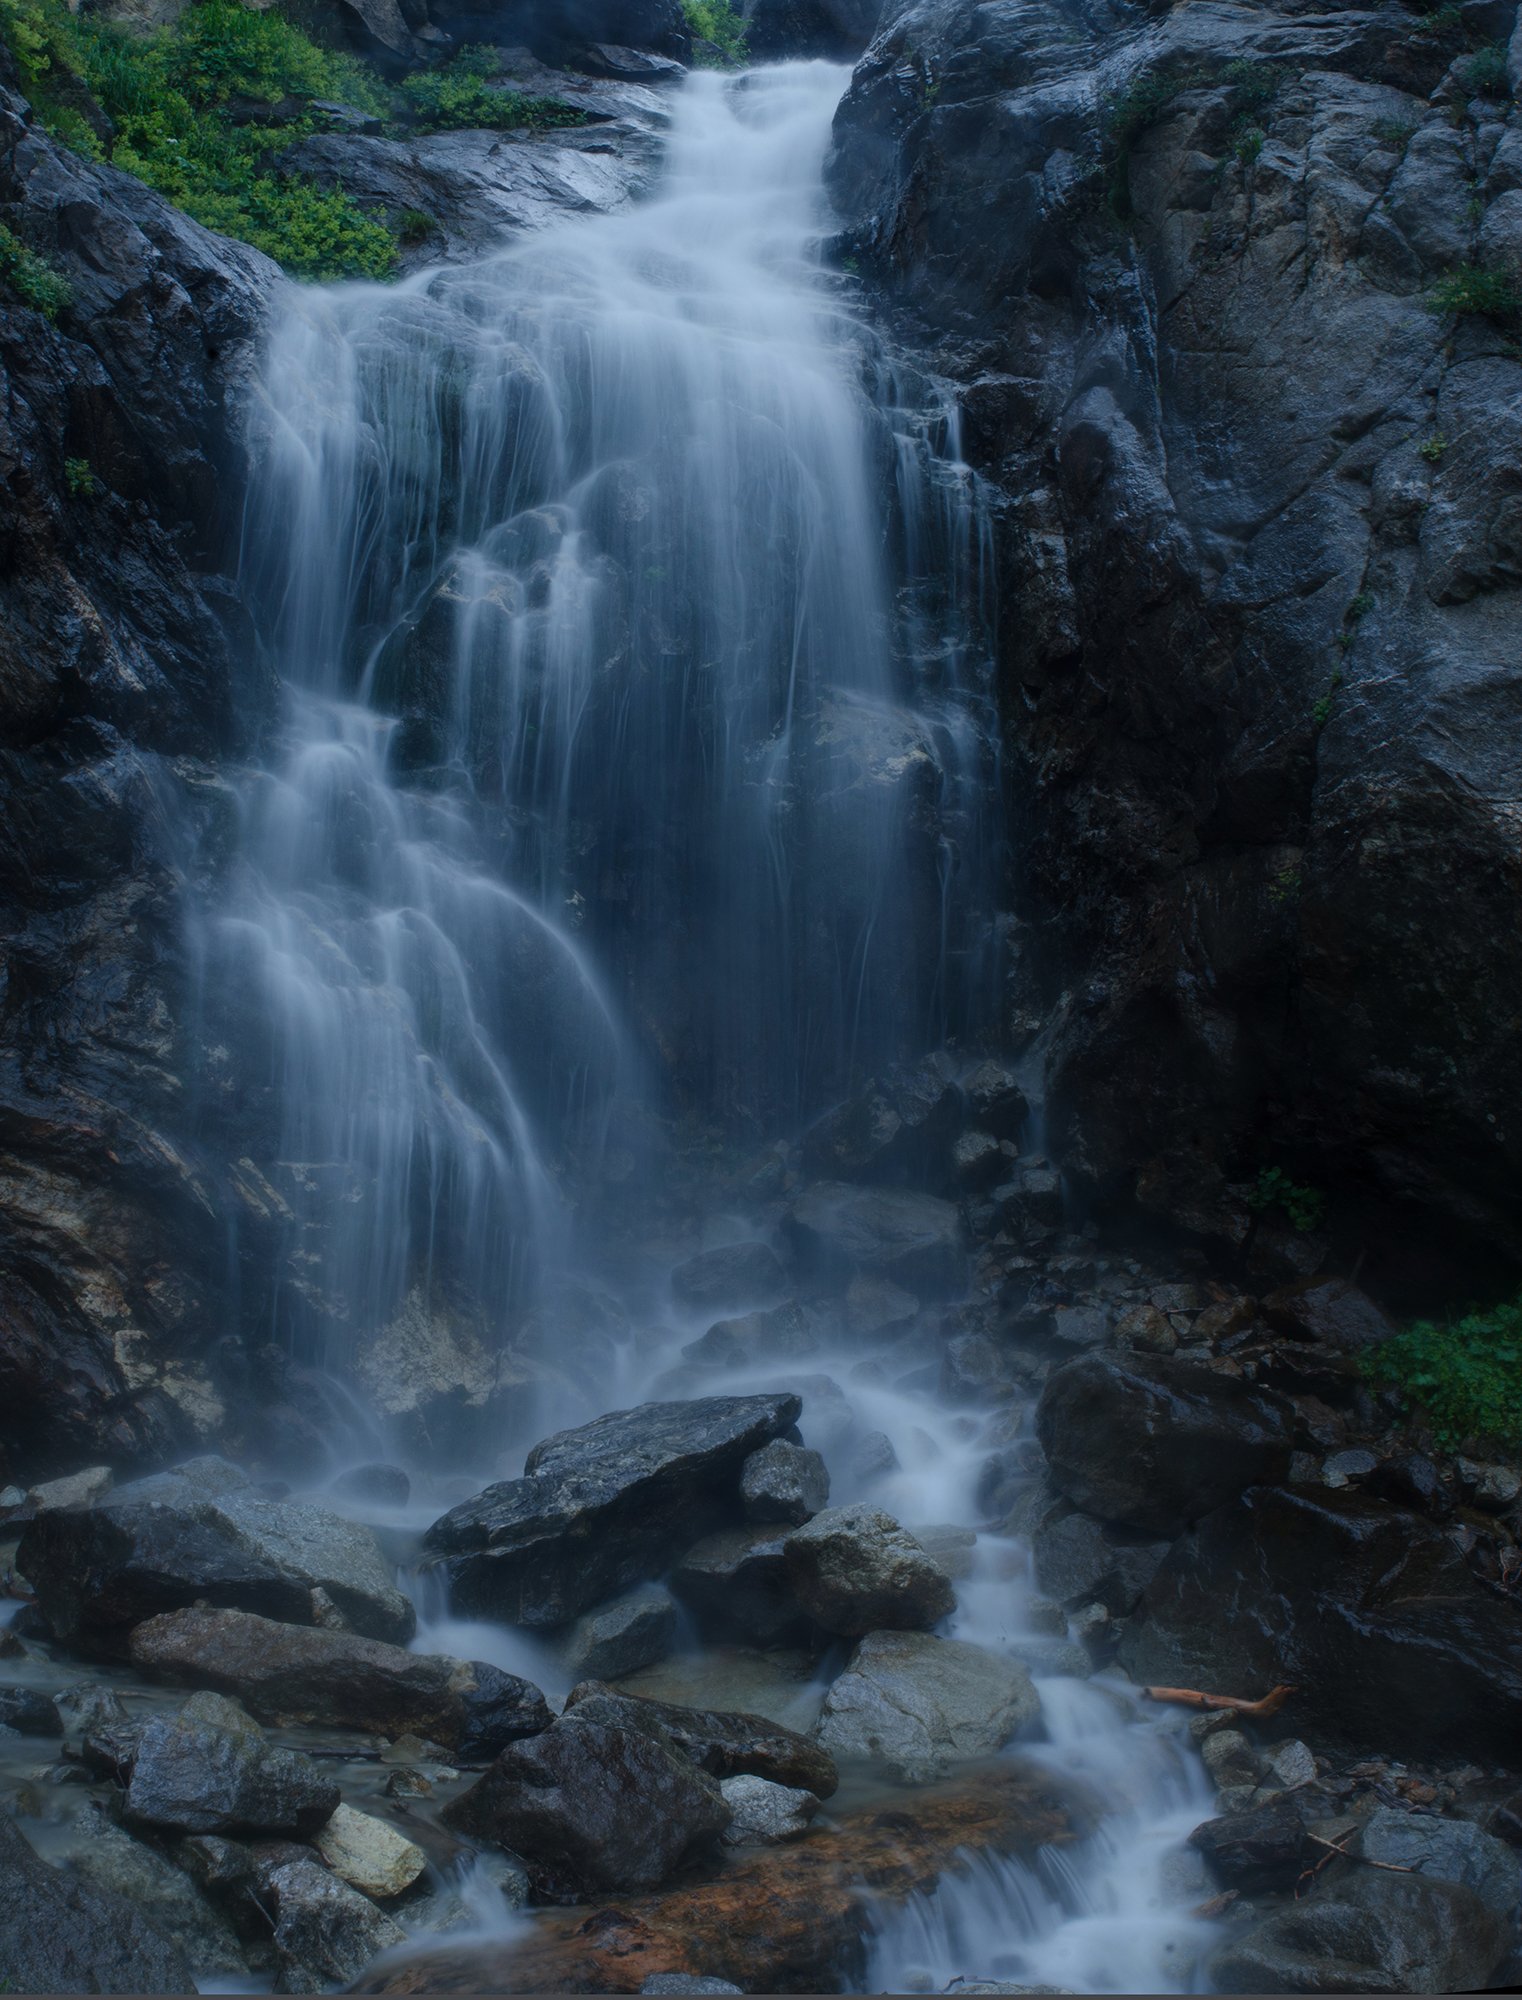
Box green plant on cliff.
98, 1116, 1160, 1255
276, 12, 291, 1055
1429, 260, 1522, 321
64, 455, 99, 496
1246, 1165, 1326, 1233
394, 45, 583, 132
682, 0, 747, 64
0, 220, 71, 317
1463, 43, 1512, 97
1366, 1295, 1522, 1454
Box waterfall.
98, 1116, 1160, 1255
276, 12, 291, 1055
193, 60, 1001, 1374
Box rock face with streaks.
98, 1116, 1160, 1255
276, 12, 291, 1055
828, 0, 1522, 1262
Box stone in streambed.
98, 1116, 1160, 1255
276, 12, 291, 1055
719, 1772, 820, 1844
1189, 1799, 1315, 1892
0, 1684, 63, 1735
313, 1803, 427, 1899
561, 1681, 838, 1797
1032, 1509, 1170, 1614
0, 1815, 196, 1994
67, 1802, 247, 1977
442, 1715, 731, 1897
557, 1583, 678, 1680
740, 1439, 829, 1526
671, 1242, 788, 1313
421, 1394, 800, 1627
265, 1853, 408, 1992
124, 1691, 339, 1839
1210, 1865, 1508, 1994
128, 1604, 551, 1754
670, 1524, 803, 1644
814, 1630, 1039, 1784
783, 1503, 955, 1635
1357, 1806, 1520, 1916
684, 1301, 820, 1369
785, 1181, 968, 1294
1036, 1352, 1293, 1536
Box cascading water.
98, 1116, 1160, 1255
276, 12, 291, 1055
198, 60, 1002, 1379
186, 56, 1221, 1998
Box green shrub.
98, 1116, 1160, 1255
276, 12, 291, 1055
1371, 115, 1418, 148
64, 454, 98, 495
393, 45, 582, 132
1233, 122, 1265, 163
1222, 57, 1279, 112
682, 0, 747, 64
1366, 1294, 1522, 1453
0, 221, 72, 317
1246, 1165, 1326, 1233
1429, 261, 1521, 320
1412, 1, 1462, 33
1463, 42, 1511, 96
1419, 432, 1448, 461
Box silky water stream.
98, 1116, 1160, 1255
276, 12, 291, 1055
183, 57, 1224, 1995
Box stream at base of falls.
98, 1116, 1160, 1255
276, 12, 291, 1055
0, 58, 1231, 1997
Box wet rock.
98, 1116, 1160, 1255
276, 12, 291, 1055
848, 1428, 901, 1483
1189, 1799, 1315, 1892
561, 1682, 837, 1797
684, 1302, 819, 1369
0, 1684, 63, 1735
993, 1164, 1063, 1234
421, 1393, 800, 1627
740, 1440, 829, 1527
784, 1182, 968, 1295
558, 1583, 678, 1681
1116, 1304, 1178, 1356
940, 1331, 1018, 1400
67, 1803, 246, 1977
719, 1772, 820, 1844
1200, 1729, 1266, 1791
1260, 1739, 1317, 1793
116, 1456, 252, 1508
671, 1242, 788, 1314
961, 1059, 1029, 1141
265, 1853, 407, 1992
1210, 1865, 1509, 1993
815, 1630, 1040, 1784
329, 1463, 411, 1508
1036, 1353, 1294, 1536
951, 1130, 1007, 1189
27, 1465, 114, 1512
670, 1524, 800, 1644
313, 1803, 427, 1899
1031, 1510, 1170, 1615
914, 1524, 979, 1582
20, 1486, 414, 1649
54, 1682, 129, 1740
1121, 1486, 1522, 1762
0, 1815, 196, 1993
843, 1274, 920, 1337
1456, 1457, 1522, 1511
1048, 1306, 1111, 1354
442, 1716, 731, 1897
1358, 1806, 1520, 1916
1262, 1279, 1397, 1355
800, 1062, 961, 1188
640, 1978, 743, 1996
123, 1691, 340, 1839
127, 1605, 551, 1752
783, 1504, 955, 1635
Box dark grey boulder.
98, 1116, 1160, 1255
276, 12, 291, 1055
421, 1394, 800, 1627
1357, 1806, 1520, 1916
264, 1854, 406, 1991
329, 1462, 411, 1508
1036, 1352, 1293, 1536
1262, 1278, 1398, 1354
561, 1681, 838, 1797
684, 1301, 820, 1369
740, 1439, 829, 1526
1210, 1864, 1509, 1993
1189, 1800, 1316, 1893
1120, 1485, 1522, 1763
0, 1684, 64, 1735
783, 1503, 956, 1635
66, 1804, 247, 1979
556, 1582, 678, 1681
441, 1715, 731, 1897
1032, 1509, 1171, 1615
785, 1182, 968, 1295
799, 1061, 961, 1187
123, 1692, 340, 1839
0, 1815, 196, 1994
671, 1241, 789, 1314
670, 1523, 803, 1644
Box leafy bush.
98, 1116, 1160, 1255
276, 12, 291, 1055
1463, 41, 1511, 95
1371, 115, 1418, 148
1429, 261, 1521, 320
682, 0, 747, 63
1233, 122, 1265, 163
395, 48, 582, 133
1246, 1165, 1326, 1233
64, 455, 98, 495
0, 220, 72, 317
1366, 1295, 1522, 1453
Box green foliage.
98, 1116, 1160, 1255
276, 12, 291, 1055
1268, 862, 1301, 907
1346, 589, 1374, 620
1366, 1294, 1522, 1454
1429, 260, 1522, 320
1221, 57, 1278, 112
1233, 122, 1265, 163
1463, 42, 1511, 95
1419, 431, 1448, 461
1412, 2, 1463, 33
1312, 665, 1344, 726
1371, 114, 1418, 148
1246, 1165, 1326, 1233
682, 0, 747, 63
0, 220, 72, 317
0, 0, 397, 280
1105, 59, 1279, 213
394, 46, 582, 133
395, 206, 438, 247
64, 454, 98, 495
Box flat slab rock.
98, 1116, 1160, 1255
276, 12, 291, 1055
815, 1630, 1041, 1784
562, 1681, 838, 1797
421, 1394, 801, 1627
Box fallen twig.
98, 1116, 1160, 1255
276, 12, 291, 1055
1141, 1682, 1296, 1719
1296, 1832, 1417, 1896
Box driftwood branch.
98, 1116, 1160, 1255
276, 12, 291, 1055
1295, 1833, 1417, 1898
1141, 1682, 1296, 1719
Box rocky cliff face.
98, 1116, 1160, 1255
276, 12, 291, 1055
829, 0, 1522, 1271
0, 69, 279, 1479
